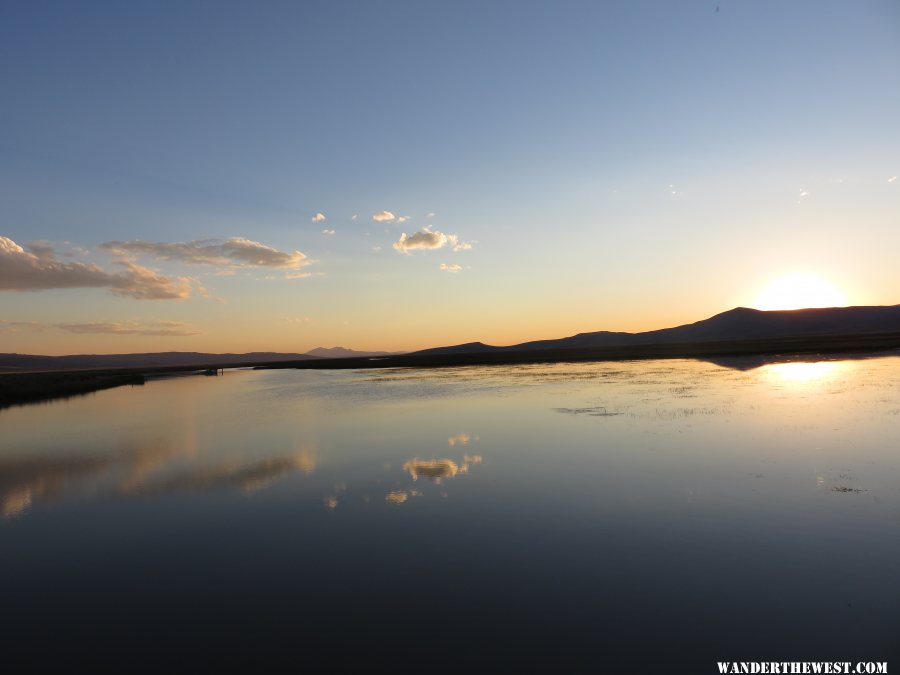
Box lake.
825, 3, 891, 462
2, 357, 899, 672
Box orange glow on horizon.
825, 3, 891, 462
752, 273, 848, 311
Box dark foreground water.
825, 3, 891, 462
2, 357, 899, 672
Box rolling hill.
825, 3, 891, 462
416, 305, 900, 355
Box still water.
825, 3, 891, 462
2, 358, 899, 671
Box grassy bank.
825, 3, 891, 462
0, 370, 147, 409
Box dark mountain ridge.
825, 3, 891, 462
416, 305, 900, 355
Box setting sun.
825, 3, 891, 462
752, 273, 848, 311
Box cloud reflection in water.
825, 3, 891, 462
403, 458, 460, 482
0, 442, 317, 519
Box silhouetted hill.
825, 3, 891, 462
416, 305, 900, 355
306, 347, 402, 358
0, 351, 320, 373
414, 342, 498, 355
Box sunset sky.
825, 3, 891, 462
2, 0, 899, 355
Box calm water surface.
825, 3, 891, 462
2, 358, 900, 671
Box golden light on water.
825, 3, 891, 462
753, 273, 848, 311
761, 360, 845, 385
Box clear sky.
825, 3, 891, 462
2, 0, 899, 355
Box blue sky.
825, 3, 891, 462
2, 1, 899, 353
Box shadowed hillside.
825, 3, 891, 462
416, 305, 900, 355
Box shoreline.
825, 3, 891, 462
3, 330, 900, 410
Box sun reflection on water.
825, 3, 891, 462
760, 360, 846, 385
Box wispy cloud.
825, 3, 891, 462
372, 210, 395, 222
115, 260, 197, 299
0, 320, 44, 335
439, 263, 462, 273
889, 176, 898, 183
56, 321, 200, 336
311, 212, 326, 222
1, 236, 193, 299
100, 237, 314, 277
24, 241, 56, 260
322, 229, 335, 236
397, 215, 410, 223
393, 227, 473, 255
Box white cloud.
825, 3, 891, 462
0, 236, 192, 299
393, 228, 450, 253
100, 237, 314, 278
397, 215, 410, 223
372, 210, 395, 222
351, 214, 358, 221
440, 263, 462, 273
426, 212, 435, 218
322, 229, 335, 236
56, 321, 200, 336
889, 176, 898, 183
311, 212, 326, 222
392, 227, 473, 255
